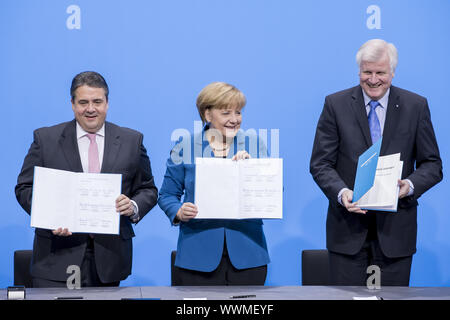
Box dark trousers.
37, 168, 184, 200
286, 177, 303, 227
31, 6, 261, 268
172, 244, 267, 286
32, 238, 120, 288
329, 214, 412, 286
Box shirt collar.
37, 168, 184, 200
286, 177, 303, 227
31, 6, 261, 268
76, 121, 105, 139
362, 87, 390, 109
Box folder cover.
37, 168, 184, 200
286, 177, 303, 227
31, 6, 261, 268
352, 138, 382, 202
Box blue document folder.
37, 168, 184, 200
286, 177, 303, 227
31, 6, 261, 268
352, 138, 382, 202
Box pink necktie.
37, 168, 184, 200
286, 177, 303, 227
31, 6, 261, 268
87, 133, 100, 173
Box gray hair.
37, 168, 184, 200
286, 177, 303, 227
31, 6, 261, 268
356, 39, 398, 73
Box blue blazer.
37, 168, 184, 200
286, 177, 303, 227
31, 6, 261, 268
158, 126, 270, 272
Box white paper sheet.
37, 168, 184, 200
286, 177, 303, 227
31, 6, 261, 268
31, 166, 121, 234
352, 296, 380, 300
195, 158, 283, 219
356, 153, 403, 212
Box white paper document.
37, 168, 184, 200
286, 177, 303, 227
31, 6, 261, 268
352, 296, 380, 300
355, 153, 403, 212
31, 166, 122, 234
195, 158, 283, 219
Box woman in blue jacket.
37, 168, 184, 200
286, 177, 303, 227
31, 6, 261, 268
158, 82, 270, 285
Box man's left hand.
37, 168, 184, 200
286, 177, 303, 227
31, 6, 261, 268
116, 194, 134, 216
398, 179, 410, 199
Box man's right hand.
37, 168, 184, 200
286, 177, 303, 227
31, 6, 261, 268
52, 227, 72, 237
341, 190, 368, 215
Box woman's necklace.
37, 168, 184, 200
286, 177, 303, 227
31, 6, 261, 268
211, 144, 229, 151
206, 130, 231, 155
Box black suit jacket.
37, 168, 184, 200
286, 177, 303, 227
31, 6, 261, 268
15, 120, 158, 282
310, 85, 442, 258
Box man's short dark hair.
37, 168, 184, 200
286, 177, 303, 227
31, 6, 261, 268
70, 71, 109, 101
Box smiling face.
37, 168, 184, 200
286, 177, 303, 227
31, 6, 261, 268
204, 105, 242, 139
359, 54, 394, 101
71, 85, 108, 133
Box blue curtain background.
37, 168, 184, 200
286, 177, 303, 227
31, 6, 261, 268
1, 0, 449, 287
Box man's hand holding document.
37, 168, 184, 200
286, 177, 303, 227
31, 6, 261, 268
352, 139, 403, 212
31, 166, 122, 234
195, 158, 283, 219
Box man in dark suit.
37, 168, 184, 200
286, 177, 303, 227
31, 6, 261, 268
310, 39, 442, 286
15, 71, 158, 287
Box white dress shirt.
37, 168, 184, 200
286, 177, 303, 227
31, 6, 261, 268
362, 88, 389, 134
76, 122, 105, 173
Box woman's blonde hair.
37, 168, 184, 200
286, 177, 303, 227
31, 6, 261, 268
196, 82, 246, 124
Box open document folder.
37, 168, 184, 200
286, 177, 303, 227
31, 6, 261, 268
352, 140, 403, 212
30, 166, 122, 234
195, 158, 283, 219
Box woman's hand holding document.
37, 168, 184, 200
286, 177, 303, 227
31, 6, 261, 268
30, 166, 122, 235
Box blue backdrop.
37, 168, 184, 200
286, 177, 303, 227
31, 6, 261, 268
1, 0, 449, 287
